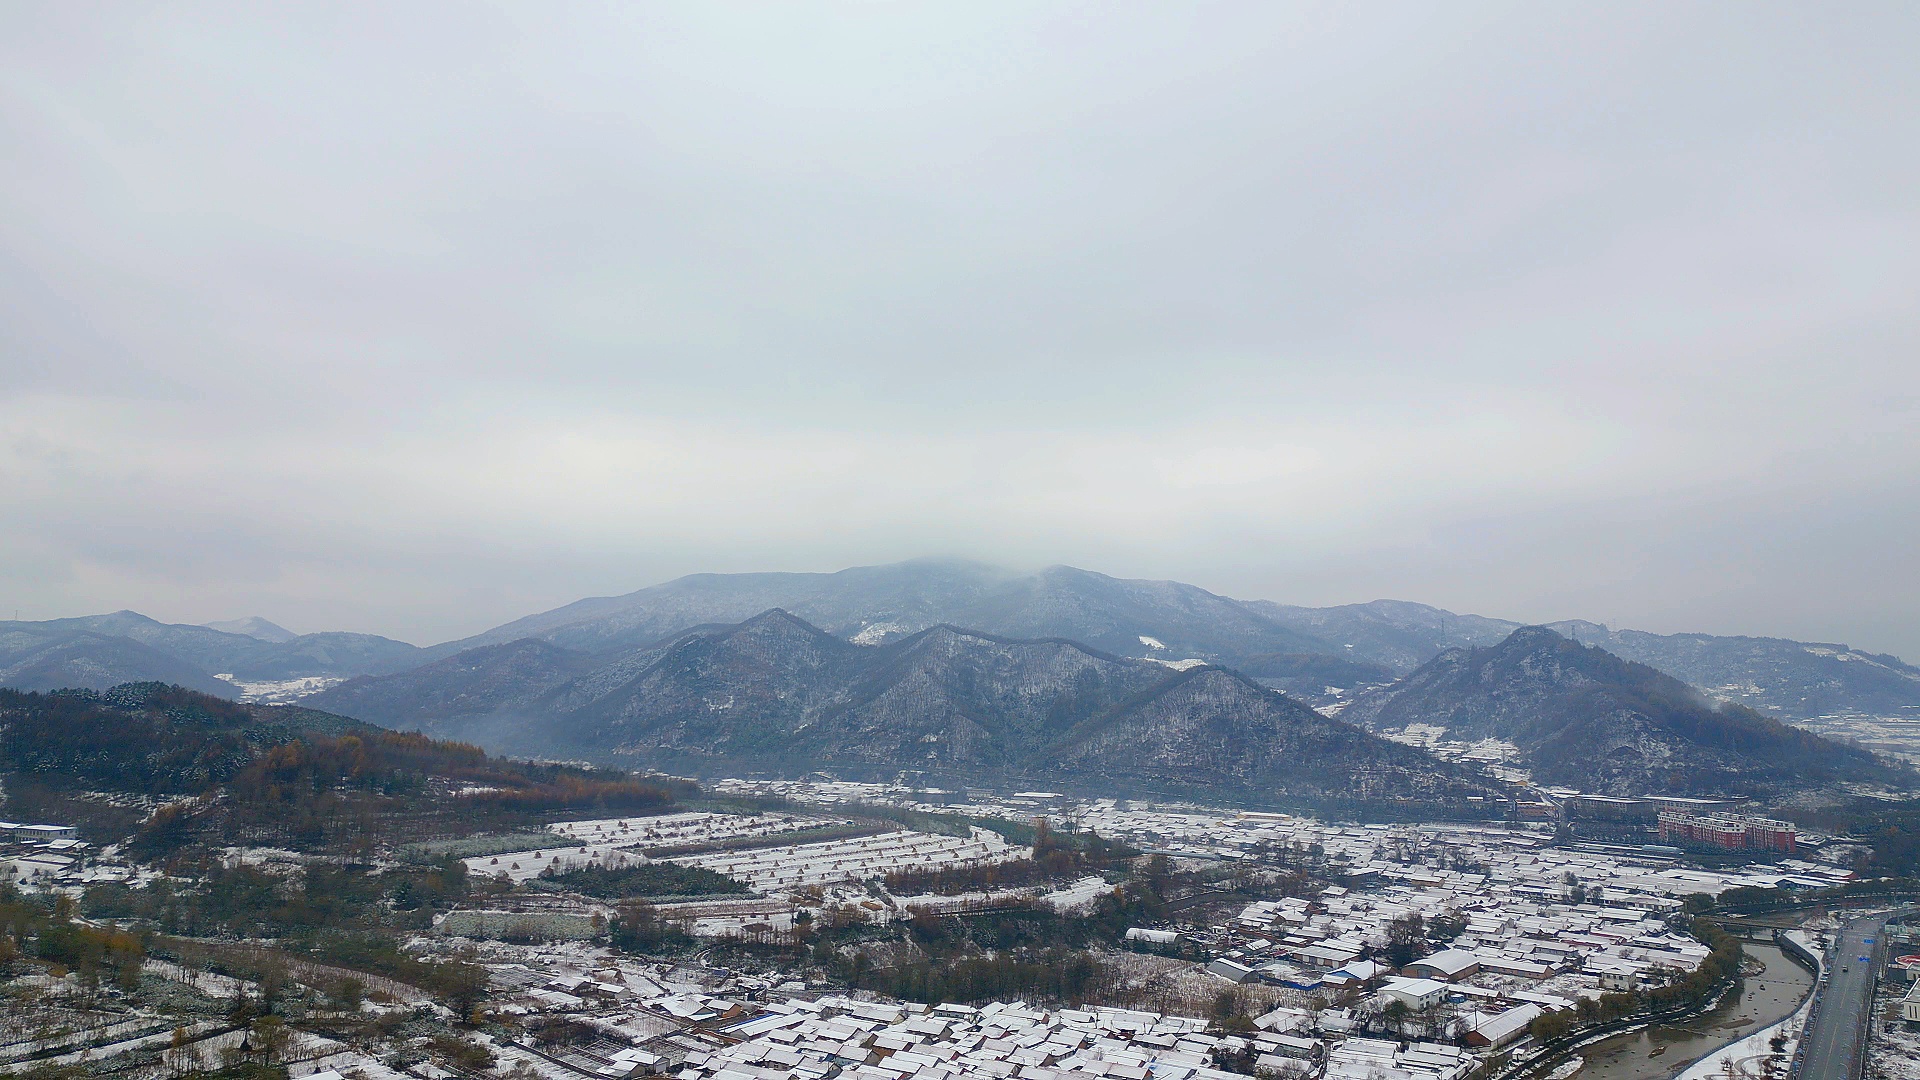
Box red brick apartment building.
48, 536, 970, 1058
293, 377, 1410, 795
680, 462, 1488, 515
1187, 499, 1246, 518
1656, 810, 1796, 853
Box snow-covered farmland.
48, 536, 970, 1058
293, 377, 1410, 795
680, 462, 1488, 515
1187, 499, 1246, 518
545, 811, 836, 849
664, 828, 1024, 894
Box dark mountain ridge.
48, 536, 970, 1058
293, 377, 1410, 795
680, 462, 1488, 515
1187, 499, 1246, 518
1248, 599, 1920, 718
0, 682, 689, 853
0, 630, 237, 697
314, 610, 1495, 811
0, 681, 379, 795
1342, 626, 1909, 797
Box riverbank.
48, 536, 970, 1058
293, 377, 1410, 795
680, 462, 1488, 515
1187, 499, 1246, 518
1572, 943, 1814, 1080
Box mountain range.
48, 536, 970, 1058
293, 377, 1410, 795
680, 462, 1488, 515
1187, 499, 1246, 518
6, 558, 1918, 728
5, 556, 1911, 804
1341, 626, 1904, 797
432, 557, 1920, 718
311, 608, 1913, 799
0, 611, 426, 693
1246, 600, 1920, 719
432, 560, 1335, 664
203, 616, 300, 643
421, 561, 1920, 721
308, 609, 1497, 811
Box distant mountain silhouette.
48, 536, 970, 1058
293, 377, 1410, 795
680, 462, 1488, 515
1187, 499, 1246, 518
1341, 626, 1909, 796
1248, 598, 1920, 718
203, 616, 298, 643
0, 611, 426, 696
0, 631, 234, 696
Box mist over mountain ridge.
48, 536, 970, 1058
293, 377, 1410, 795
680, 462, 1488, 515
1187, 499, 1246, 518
0, 610, 426, 694
423, 559, 1920, 723
4, 559, 1916, 727
202, 616, 299, 643
430, 559, 1333, 664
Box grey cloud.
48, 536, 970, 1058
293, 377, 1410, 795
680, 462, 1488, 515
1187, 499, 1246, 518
1, 2, 1916, 655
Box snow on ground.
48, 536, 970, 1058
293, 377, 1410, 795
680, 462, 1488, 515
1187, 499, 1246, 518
1103, 951, 1302, 1018
146, 958, 249, 998
290, 1049, 414, 1080
1866, 976, 1920, 1080
546, 811, 832, 848
1867, 1015, 1920, 1080
1138, 636, 1167, 650
216, 675, 346, 703
467, 844, 644, 883
1674, 967, 1816, 1080
852, 622, 905, 645
1041, 875, 1115, 916
488, 1041, 583, 1080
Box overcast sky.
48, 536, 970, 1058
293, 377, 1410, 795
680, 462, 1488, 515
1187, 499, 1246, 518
3, 2, 1917, 656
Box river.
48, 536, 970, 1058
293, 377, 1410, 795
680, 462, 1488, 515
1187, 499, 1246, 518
1571, 943, 1813, 1080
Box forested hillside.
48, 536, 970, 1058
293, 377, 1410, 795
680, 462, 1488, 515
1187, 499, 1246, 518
0, 683, 690, 854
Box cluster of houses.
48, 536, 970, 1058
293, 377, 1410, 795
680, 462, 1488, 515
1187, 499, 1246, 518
611, 786, 1861, 1077
513, 991, 1340, 1080
9, 772, 1887, 1080
478, 952, 1498, 1080
0, 820, 83, 890
1199, 881, 1714, 1053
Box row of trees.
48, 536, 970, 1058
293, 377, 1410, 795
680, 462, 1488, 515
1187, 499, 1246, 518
838, 945, 1114, 1005
0, 888, 145, 991
81, 857, 492, 1018
537, 861, 748, 900
1526, 916, 1743, 1048
882, 817, 1134, 896
825, 851, 1188, 1007
84, 859, 468, 938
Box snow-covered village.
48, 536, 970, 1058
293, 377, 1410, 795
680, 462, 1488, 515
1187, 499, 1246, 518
7, 777, 1919, 1080
11, 5, 1920, 1080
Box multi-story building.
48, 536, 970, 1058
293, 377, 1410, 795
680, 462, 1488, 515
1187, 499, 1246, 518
1656, 811, 1796, 853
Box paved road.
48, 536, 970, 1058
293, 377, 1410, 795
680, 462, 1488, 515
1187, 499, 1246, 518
1795, 914, 1886, 1080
